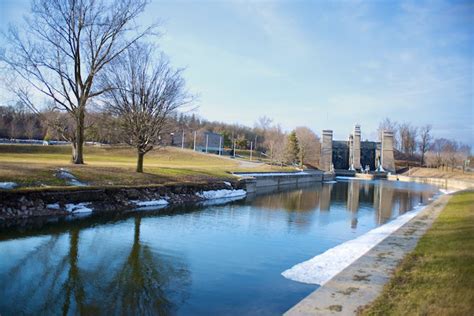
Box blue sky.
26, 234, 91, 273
1, 0, 473, 145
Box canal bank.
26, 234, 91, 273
0, 177, 440, 315
0, 170, 330, 222
387, 174, 474, 191
284, 191, 453, 316
0, 181, 246, 221
234, 170, 330, 193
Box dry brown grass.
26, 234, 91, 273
0, 144, 291, 189
402, 167, 474, 181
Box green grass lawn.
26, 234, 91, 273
0, 144, 291, 189
362, 191, 474, 316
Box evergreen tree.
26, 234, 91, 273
286, 130, 300, 165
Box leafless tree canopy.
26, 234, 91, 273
418, 124, 432, 165
399, 122, 418, 155
1, 0, 155, 163
295, 126, 320, 167
425, 138, 470, 170
101, 44, 192, 172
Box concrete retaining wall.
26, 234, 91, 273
240, 172, 324, 193
387, 175, 474, 190
285, 194, 451, 315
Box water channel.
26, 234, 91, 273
0, 179, 440, 315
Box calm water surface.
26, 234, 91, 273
0, 180, 439, 315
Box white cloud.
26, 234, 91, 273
230, 0, 310, 56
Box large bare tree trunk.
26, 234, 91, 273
2, 0, 155, 165
71, 142, 77, 163
73, 111, 85, 164
136, 152, 145, 173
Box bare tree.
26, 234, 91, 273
418, 124, 432, 166
427, 138, 449, 168
295, 126, 320, 167
255, 116, 273, 132
253, 116, 273, 151
263, 125, 285, 164
399, 122, 418, 156
272, 135, 288, 166
442, 140, 458, 171
1, 0, 155, 164
101, 44, 192, 172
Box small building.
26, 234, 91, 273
196, 131, 223, 154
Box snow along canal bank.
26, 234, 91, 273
284, 193, 452, 315
196, 189, 246, 200
0, 182, 17, 190
282, 190, 455, 286
0, 182, 247, 221
132, 189, 247, 210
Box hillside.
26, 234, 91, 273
0, 144, 290, 189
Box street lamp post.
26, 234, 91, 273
250, 141, 253, 161
193, 131, 196, 151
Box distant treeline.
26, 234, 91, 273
1, 104, 471, 170
378, 118, 471, 169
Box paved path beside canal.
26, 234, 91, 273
284, 194, 451, 316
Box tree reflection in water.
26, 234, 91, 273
102, 216, 190, 315
0, 181, 440, 316
248, 181, 435, 230
252, 187, 321, 231
0, 216, 190, 315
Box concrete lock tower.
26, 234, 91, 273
353, 124, 361, 170
320, 130, 333, 172
381, 130, 395, 173
348, 134, 354, 171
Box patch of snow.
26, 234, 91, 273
46, 203, 60, 210
0, 182, 17, 189
282, 206, 426, 285
55, 168, 88, 186
439, 189, 459, 195
336, 176, 369, 181
223, 181, 232, 187
69, 179, 87, 187
197, 189, 246, 200
199, 195, 246, 206
235, 172, 309, 177
57, 168, 75, 179
65, 203, 93, 214
133, 199, 169, 207
132, 199, 169, 211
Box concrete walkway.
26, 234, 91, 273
284, 194, 451, 316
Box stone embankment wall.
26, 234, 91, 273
387, 175, 474, 190
237, 172, 324, 193
0, 181, 240, 221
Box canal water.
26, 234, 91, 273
0, 180, 439, 315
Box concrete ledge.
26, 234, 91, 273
237, 172, 324, 192
387, 175, 474, 190
354, 174, 374, 180
284, 194, 451, 316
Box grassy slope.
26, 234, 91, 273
402, 167, 474, 181
362, 191, 474, 316
0, 144, 290, 188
